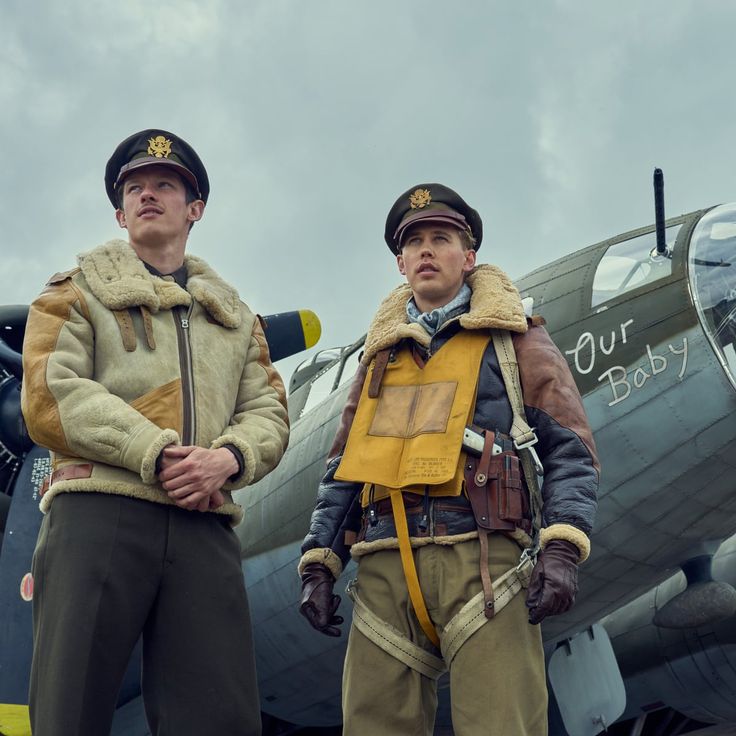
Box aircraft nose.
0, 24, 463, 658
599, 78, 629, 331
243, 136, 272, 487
688, 202, 736, 390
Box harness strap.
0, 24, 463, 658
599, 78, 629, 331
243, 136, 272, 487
492, 330, 534, 446
347, 581, 446, 681
346, 555, 533, 677
441, 555, 533, 665
473, 430, 498, 619
389, 489, 441, 648
478, 529, 494, 619
491, 329, 543, 530
112, 309, 137, 352
368, 349, 391, 398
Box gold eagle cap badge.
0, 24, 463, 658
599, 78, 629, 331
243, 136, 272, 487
409, 188, 431, 209
147, 135, 172, 159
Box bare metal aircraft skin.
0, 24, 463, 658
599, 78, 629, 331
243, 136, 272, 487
1, 202, 736, 734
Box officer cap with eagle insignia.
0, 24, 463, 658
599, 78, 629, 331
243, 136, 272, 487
104, 129, 210, 207
384, 183, 483, 254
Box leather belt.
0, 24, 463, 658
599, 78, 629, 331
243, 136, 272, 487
370, 496, 474, 518
40, 463, 93, 495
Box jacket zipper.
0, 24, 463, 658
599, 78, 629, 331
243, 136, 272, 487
174, 303, 196, 445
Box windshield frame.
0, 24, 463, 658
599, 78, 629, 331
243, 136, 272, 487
687, 203, 736, 391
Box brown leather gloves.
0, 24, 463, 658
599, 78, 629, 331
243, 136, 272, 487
299, 563, 343, 637
526, 539, 580, 625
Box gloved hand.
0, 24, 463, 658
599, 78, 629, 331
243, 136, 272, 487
526, 539, 579, 625
299, 563, 343, 637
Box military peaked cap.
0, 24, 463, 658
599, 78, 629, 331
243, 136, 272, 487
384, 183, 483, 254
105, 129, 209, 207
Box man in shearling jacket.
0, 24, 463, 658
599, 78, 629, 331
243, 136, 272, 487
21, 129, 289, 736
297, 184, 598, 735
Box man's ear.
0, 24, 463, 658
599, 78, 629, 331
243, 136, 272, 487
115, 209, 127, 229
462, 248, 476, 273
187, 200, 205, 223
397, 253, 406, 275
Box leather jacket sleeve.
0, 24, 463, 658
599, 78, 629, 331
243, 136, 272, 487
298, 363, 367, 579
513, 325, 598, 538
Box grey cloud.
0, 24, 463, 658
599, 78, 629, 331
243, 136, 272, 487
2, 1, 736, 386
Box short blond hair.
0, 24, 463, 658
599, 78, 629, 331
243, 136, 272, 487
459, 228, 477, 250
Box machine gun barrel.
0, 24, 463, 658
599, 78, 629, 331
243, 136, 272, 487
654, 167, 666, 255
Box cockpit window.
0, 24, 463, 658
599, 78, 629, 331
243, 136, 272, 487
289, 339, 364, 419
689, 203, 736, 388
592, 225, 681, 308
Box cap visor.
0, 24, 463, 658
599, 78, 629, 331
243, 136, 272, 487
395, 210, 469, 245
115, 158, 200, 197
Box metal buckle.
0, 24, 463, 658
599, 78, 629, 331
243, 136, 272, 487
513, 433, 544, 476
516, 543, 539, 572
346, 578, 358, 600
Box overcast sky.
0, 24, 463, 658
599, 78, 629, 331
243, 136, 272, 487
2, 1, 734, 382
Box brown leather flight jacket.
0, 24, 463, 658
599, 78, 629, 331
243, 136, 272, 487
299, 265, 598, 580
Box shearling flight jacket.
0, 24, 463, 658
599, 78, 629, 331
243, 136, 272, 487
299, 264, 599, 579
21, 240, 289, 525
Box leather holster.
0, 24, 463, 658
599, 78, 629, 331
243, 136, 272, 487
465, 431, 527, 532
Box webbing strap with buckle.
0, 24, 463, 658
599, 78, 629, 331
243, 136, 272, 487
490, 330, 544, 530
346, 554, 532, 677
441, 555, 533, 665
389, 489, 441, 648
347, 581, 446, 680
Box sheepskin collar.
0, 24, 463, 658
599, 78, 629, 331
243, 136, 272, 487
77, 240, 242, 328
362, 264, 527, 364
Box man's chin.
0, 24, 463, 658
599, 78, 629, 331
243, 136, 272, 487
411, 290, 452, 310
130, 227, 174, 248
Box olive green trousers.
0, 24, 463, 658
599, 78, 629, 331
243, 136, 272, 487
342, 535, 547, 736
29, 493, 261, 736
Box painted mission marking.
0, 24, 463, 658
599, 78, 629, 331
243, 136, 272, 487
565, 319, 688, 407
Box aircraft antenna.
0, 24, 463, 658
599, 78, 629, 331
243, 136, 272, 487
653, 167, 666, 255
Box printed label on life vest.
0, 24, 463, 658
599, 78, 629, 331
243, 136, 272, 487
403, 455, 455, 483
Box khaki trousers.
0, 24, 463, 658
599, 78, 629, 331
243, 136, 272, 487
342, 535, 547, 736
29, 493, 261, 736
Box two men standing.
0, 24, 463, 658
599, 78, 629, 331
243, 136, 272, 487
21, 128, 597, 736
21, 130, 289, 735
299, 184, 598, 735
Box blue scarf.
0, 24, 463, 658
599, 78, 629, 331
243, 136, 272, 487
406, 283, 472, 337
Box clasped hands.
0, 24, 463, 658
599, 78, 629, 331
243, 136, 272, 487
158, 445, 237, 512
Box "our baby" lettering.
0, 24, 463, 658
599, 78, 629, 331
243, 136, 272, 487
565, 319, 688, 407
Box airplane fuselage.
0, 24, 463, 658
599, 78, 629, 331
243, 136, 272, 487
235, 202, 736, 727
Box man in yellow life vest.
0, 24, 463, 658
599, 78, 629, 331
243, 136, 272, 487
298, 183, 599, 735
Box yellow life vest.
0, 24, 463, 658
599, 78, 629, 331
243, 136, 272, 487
335, 330, 491, 505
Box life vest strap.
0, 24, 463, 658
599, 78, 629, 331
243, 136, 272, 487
389, 489, 441, 648
367, 348, 391, 398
